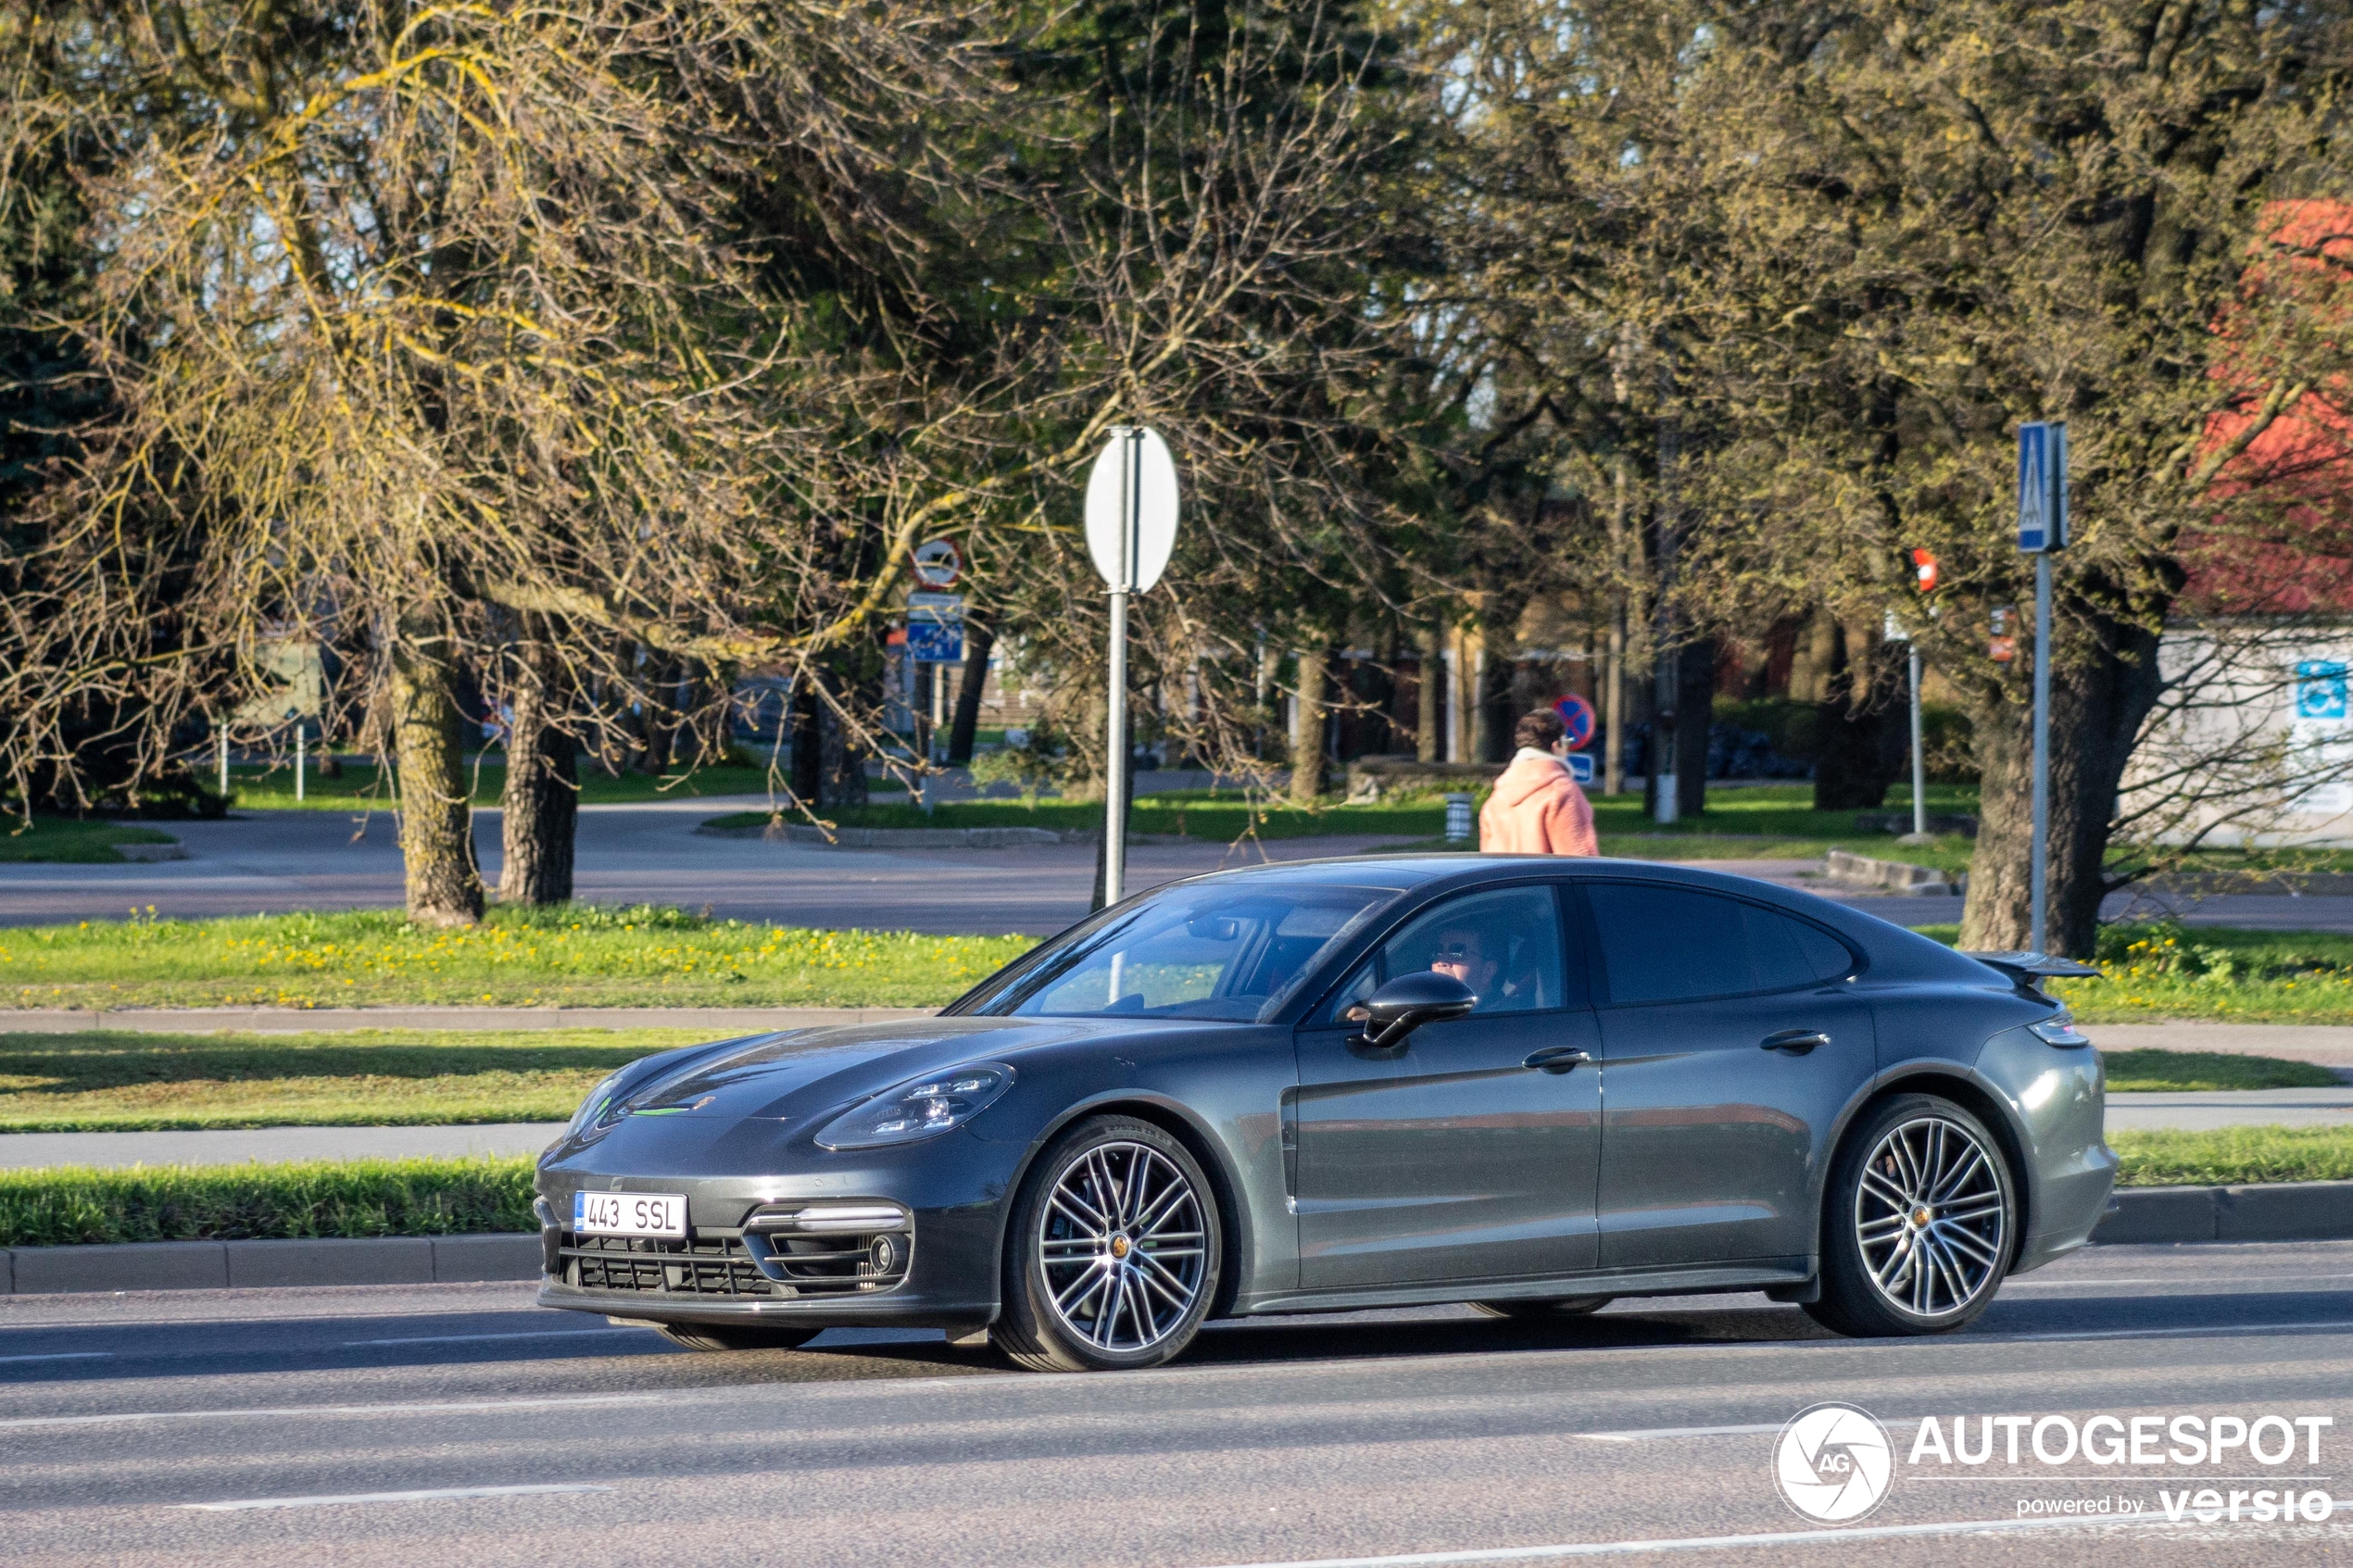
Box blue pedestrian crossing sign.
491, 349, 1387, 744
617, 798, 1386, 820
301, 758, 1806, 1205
1563, 752, 1595, 785
2018, 422, 2069, 553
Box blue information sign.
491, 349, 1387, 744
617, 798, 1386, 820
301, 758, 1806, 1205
2297, 661, 2349, 721
1563, 752, 1595, 785
2018, 421, 2069, 553
906, 620, 963, 663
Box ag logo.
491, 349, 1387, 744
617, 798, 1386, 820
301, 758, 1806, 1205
1774, 1402, 1894, 1524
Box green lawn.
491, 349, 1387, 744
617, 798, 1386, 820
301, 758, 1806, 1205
220, 759, 903, 811
0, 819, 179, 864
3, 1031, 2329, 1135
1915, 922, 2353, 1025
2099, 1050, 2339, 1092
0, 1156, 535, 1248
2111, 1126, 2353, 1187
1, 1126, 2341, 1248
0, 1028, 709, 1131
0, 904, 1029, 1010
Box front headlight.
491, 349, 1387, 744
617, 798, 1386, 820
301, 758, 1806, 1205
815, 1063, 1016, 1150
567, 1070, 628, 1135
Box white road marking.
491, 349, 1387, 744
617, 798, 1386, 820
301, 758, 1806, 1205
1188, 1510, 2302, 1567
185, 1483, 609, 1512
0, 1393, 663, 1432
344, 1327, 649, 1348
1577, 1424, 1784, 1443
0, 1352, 112, 1366
1991, 1317, 2353, 1344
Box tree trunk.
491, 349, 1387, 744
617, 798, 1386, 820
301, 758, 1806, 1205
1813, 620, 1906, 810
391, 618, 484, 927
1677, 634, 1715, 818
1958, 601, 2164, 957
819, 668, 867, 808
947, 620, 995, 766
498, 638, 577, 906
1290, 646, 1328, 802
1416, 626, 1442, 762
788, 672, 822, 806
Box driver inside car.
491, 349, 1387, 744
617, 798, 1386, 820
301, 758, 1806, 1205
1426, 923, 1541, 1012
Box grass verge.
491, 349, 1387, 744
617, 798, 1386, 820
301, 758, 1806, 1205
0, 1156, 535, 1248
0, 1029, 705, 1132
1913, 922, 2353, 1025
218, 760, 894, 811
0, 904, 1027, 1010
2113, 1126, 2353, 1187
2, 1128, 2344, 1248
0, 819, 178, 865
6, 1033, 2334, 1135
2099, 1050, 2340, 1092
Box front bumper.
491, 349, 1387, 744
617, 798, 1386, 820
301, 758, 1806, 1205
534, 1121, 1011, 1331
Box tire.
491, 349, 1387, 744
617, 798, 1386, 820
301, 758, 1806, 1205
1806, 1094, 2015, 1338
992, 1116, 1224, 1373
655, 1323, 824, 1353
1469, 1296, 1614, 1320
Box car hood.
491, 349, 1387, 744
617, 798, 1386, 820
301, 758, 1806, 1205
595, 1015, 1108, 1129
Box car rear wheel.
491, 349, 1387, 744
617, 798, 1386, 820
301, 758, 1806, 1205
655, 1323, 824, 1353
992, 1116, 1223, 1373
1468, 1297, 1613, 1319
1806, 1094, 2013, 1338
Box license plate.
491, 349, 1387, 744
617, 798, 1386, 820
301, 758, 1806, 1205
573, 1191, 686, 1237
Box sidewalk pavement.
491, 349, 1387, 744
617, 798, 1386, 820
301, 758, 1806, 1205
0, 1123, 566, 1170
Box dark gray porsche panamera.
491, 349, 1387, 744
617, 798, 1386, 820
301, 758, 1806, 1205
534, 855, 2114, 1371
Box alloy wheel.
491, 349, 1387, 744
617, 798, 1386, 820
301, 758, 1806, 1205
1854, 1115, 2007, 1320
1037, 1140, 1208, 1354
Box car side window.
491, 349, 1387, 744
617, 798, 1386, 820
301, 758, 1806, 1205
1587, 884, 1846, 1004
1326, 886, 1567, 1022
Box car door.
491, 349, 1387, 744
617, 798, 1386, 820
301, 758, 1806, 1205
1579, 880, 1871, 1272
1290, 884, 1604, 1289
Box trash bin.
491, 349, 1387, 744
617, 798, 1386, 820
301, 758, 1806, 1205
1444, 792, 1473, 844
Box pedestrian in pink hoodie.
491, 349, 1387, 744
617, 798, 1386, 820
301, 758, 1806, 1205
1478, 709, 1599, 856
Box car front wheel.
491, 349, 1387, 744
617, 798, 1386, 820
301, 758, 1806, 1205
1806, 1093, 2013, 1338
992, 1116, 1222, 1373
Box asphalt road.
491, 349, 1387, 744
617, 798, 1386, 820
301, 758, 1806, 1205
6, 1242, 2353, 1565
8, 802, 2352, 935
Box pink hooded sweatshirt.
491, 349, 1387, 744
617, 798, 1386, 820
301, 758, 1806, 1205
1478, 751, 1599, 857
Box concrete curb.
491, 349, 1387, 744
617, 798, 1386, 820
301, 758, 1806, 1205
1, 1231, 540, 1295
3, 1180, 2345, 1294
0, 1006, 937, 1035
1822, 847, 1964, 896
2095, 1180, 2353, 1245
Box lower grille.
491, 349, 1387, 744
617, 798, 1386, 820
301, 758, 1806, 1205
561, 1234, 774, 1298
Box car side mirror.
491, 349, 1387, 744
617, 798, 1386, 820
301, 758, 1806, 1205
1346, 972, 1477, 1050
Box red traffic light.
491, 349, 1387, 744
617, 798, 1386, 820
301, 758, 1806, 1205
1911, 548, 1940, 593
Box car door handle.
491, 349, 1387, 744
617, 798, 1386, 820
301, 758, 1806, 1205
1523, 1047, 1592, 1073
1761, 1030, 1830, 1055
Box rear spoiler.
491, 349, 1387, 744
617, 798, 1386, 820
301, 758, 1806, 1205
1961, 950, 2100, 994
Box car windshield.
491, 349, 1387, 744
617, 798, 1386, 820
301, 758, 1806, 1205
964, 884, 1394, 1022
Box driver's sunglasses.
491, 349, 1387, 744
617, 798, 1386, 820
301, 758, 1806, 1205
1435, 941, 1478, 960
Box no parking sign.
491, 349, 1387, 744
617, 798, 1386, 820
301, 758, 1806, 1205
1552, 694, 1596, 751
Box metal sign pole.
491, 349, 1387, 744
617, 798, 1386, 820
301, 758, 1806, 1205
1102, 431, 1137, 907
1908, 646, 1926, 838
2018, 420, 2065, 955
2030, 551, 2053, 954
296, 724, 306, 804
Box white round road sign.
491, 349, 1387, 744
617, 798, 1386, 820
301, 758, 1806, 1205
1084, 428, 1178, 593
912, 538, 963, 588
